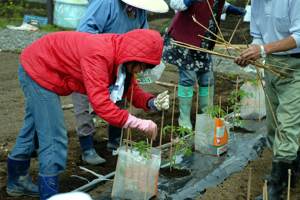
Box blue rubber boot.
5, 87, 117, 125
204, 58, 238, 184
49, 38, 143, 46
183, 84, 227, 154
79, 135, 106, 165
6, 154, 39, 197
107, 124, 125, 152
199, 86, 214, 113
178, 85, 193, 129
38, 174, 59, 200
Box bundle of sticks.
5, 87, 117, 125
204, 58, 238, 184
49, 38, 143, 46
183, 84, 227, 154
171, 14, 296, 83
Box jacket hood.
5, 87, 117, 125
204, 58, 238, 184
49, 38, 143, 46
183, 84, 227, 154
113, 29, 163, 67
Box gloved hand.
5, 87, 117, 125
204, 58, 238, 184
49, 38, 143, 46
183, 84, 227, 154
183, 0, 204, 8
123, 114, 158, 140
226, 5, 247, 18
149, 90, 169, 111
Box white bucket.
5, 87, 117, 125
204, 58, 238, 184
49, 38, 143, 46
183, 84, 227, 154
54, 0, 88, 29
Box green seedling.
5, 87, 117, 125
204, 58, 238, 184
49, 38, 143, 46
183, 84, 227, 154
163, 126, 194, 169
132, 141, 151, 159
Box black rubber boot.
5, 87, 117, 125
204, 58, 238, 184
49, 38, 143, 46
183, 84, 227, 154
255, 160, 292, 200
263, 151, 299, 188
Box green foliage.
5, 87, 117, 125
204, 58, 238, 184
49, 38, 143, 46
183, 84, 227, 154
132, 141, 152, 159
93, 118, 107, 125
206, 105, 227, 119
163, 126, 194, 169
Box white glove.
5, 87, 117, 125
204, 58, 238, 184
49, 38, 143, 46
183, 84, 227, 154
150, 90, 169, 111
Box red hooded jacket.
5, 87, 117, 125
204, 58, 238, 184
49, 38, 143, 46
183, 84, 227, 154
20, 29, 163, 127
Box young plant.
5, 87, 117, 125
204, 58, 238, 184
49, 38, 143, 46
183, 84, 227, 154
206, 105, 227, 119
163, 126, 194, 169
227, 87, 253, 128
132, 141, 151, 159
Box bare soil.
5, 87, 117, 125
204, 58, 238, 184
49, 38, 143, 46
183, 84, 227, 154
1, 51, 300, 200
1, 3, 300, 199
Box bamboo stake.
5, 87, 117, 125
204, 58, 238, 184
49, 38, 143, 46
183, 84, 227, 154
195, 75, 199, 153
240, 27, 289, 67
170, 86, 176, 171
226, 106, 229, 122
155, 81, 178, 87
254, 64, 284, 143
172, 41, 292, 81
233, 76, 238, 130
198, 34, 294, 71
126, 84, 134, 152
247, 168, 252, 200
205, 0, 230, 55
159, 110, 165, 154
119, 98, 127, 150
259, 91, 261, 122
265, 180, 268, 200
287, 169, 291, 200
173, 40, 292, 78
196, 74, 199, 117
144, 139, 153, 200
219, 97, 221, 118
216, 0, 251, 67
208, 78, 210, 117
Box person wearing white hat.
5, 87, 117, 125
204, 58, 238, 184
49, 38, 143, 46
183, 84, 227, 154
72, 0, 169, 166
162, 0, 246, 129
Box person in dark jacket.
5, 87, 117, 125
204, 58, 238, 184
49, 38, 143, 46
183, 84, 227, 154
6, 29, 169, 199
163, 0, 246, 129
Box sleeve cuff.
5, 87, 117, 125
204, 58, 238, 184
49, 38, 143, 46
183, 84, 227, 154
291, 34, 300, 48
251, 38, 264, 46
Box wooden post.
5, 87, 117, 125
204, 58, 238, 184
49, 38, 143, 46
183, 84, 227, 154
247, 168, 251, 200
47, 0, 53, 25
170, 86, 176, 171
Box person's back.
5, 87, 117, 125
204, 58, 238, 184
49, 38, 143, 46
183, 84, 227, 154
71, 0, 169, 165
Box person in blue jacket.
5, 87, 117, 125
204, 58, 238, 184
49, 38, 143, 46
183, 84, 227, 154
72, 0, 169, 165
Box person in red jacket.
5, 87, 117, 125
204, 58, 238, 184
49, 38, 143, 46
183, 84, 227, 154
6, 29, 169, 199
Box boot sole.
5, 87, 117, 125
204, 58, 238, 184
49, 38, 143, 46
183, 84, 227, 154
7, 190, 39, 197
82, 159, 106, 165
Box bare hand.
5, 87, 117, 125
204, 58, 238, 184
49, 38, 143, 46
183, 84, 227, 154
240, 44, 262, 60
234, 55, 250, 67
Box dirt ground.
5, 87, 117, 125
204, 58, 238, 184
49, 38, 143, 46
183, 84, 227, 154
1, 50, 300, 200
1, 7, 300, 200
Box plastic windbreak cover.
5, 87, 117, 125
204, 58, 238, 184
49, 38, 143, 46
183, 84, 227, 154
195, 114, 230, 156
134, 60, 166, 84
112, 147, 161, 200
240, 81, 266, 120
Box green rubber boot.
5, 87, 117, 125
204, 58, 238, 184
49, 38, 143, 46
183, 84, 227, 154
199, 86, 214, 113
178, 85, 193, 129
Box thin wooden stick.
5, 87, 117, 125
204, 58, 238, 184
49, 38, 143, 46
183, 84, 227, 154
265, 180, 268, 200
233, 76, 238, 130
196, 74, 199, 117
198, 34, 294, 71
144, 139, 153, 200
226, 106, 229, 122
254, 64, 284, 143
172, 41, 292, 81
219, 97, 221, 118
208, 78, 210, 117
126, 84, 134, 152
119, 98, 127, 150
216, 0, 251, 67
240, 27, 289, 67
259, 91, 261, 122
287, 169, 291, 200
155, 81, 178, 87
170, 86, 176, 171
173, 40, 292, 77
205, 0, 230, 56
247, 168, 252, 200
159, 110, 165, 154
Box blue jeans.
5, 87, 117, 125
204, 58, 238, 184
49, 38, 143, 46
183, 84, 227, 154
178, 69, 214, 87
11, 63, 68, 174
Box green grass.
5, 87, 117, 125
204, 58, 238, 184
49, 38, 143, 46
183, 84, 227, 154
0, 0, 72, 32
